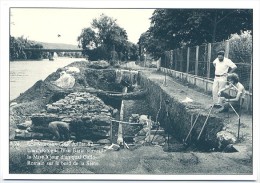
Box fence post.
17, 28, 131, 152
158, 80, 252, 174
207, 43, 212, 79
170, 50, 173, 69
248, 57, 253, 111
165, 51, 169, 69
175, 48, 179, 71
225, 40, 230, 58
180, 48, 183, 72
195, 46, 199, 76
186, 47, 190, 73
161, 52, 166, 67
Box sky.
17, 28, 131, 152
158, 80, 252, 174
10, 8, 155, 45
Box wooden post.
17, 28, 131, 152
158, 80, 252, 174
171, 50, 174, 70
180, 48, 183, 72
206, 43, 212, 93
225, 40, 230, 58
195, 46, 199, 76
186, 47, 190, 73
207, 43, 212, 79
249, 57, 253, 93
248, 57, 253, 111
175, 49, 178, 71
190, 114, 194, 141
117, 87, 127, 145
110, 121, 113, 143
148, 116, 151, 144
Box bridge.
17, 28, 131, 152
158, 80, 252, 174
24, 48, 83, 60
24, 48, 83, 52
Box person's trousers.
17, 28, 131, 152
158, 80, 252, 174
219, 92, 240, 110
212, 76, 227, 103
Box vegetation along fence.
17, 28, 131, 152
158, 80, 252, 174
161, 39, 252, 93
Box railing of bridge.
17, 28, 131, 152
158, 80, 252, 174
23, 48, 83, 52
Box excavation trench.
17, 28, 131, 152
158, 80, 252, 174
84, 68, 234, 152
115, 73, 226, 152
12, 62, 235, 153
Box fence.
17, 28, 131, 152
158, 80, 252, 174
161, 40, 252, 93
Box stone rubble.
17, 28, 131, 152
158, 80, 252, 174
15, 92, 114, 141
15, 95, 166, 147
129, 114, 166, 146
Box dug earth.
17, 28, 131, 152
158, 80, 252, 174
9, 61, 253, 175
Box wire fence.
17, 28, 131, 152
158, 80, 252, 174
161, 40, 252, 92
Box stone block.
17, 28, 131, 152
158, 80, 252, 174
31, 113, 59, 126
61, 117, 74, 123
92, 115, 111, 126
93, 124, 110, 129
17, 120, 32, 130
30, 125, 49, 133
97, 139, 111, 144
89, 60, 110, 69
104, 143, 120, 151
216, 131, 237, 149
92, 130, 109, 137
46, 105, 60, 113
15, 129, 32, 139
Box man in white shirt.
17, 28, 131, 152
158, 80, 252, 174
212, 50, 237, 104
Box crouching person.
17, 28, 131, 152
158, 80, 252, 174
48, 121, 70, 141
217, 73, 245, 113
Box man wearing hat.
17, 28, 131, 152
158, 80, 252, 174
212, 50, 237, 104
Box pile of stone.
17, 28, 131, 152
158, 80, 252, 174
216, 131, 237, 151
89, 60, 110, 69
15, 92, 115, 141
126, 114, 166, 146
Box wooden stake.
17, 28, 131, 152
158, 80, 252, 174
117, 87, 127, 145
148, 116, 151, 144
110, 121, 113, 144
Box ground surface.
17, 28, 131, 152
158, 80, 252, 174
9, 140, 252, 175
9, 61, 254, 177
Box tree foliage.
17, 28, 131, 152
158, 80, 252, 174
77, 28, 97, 51
78, 14, 138, 61
139, 9, 253, 59
10, 36, 47, 61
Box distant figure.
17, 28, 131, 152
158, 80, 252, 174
217, 73, 245, 113
57, 34, 61, 37
48, 121, 70, 141
212, 50, 237, 104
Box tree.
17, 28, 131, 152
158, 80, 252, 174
78, 14, 133, 61
141, 9, 253, 59
138, 31, 166, 60
77, 28, 97, 57
10, 36, 44, 61
185, 9, 253, 43
128, 42, 139, 60
77, 28, 97, 49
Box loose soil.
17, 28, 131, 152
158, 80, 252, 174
8, 61, 253, 177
